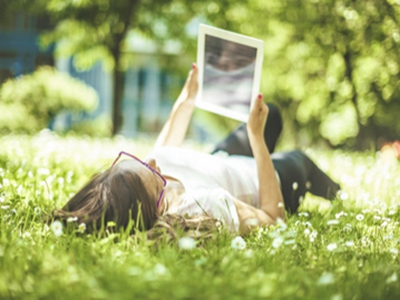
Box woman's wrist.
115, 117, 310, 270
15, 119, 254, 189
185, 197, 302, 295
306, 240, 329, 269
174, 98, 196, 112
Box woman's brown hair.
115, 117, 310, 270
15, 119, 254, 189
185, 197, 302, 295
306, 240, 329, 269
53, 166, 158, 233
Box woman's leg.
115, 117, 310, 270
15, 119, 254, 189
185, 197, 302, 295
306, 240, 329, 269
271, 151, 341, 213
211, 103, 283, 156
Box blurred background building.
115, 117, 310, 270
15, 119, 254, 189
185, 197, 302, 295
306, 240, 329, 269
0, 12, 184, 138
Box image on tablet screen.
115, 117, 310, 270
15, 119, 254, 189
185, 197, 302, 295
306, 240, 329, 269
202, 34, 257, 114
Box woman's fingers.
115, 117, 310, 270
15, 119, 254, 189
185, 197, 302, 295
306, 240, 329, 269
176, 63, 198, 104
183, 63, 198, 100
247, 94, 269, 137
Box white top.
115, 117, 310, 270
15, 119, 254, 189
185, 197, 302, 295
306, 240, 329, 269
146, 146, 278, 232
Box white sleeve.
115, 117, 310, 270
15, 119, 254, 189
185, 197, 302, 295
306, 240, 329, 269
175, 187, 240, 233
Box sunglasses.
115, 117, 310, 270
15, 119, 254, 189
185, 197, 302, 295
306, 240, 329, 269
111, 151, 167, 208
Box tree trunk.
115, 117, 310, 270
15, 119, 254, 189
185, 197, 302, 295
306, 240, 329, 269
111, 52, 124, 135
110, 0, 140, 136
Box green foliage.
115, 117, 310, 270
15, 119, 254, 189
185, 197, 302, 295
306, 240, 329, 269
7, 0, 400, 146
1, 135, 400, 299
0, 67, 98, 133
204, 0, 400, 148
69, 114, 113, 137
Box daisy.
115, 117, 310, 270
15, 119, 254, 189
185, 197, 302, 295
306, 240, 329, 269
344, 241, 354, 247
327, 243, 337, 251
178, 237, 196, 250
231, 236, 246, 250
327, 219, 339, 225
317, 272, 335, 285
355, 214, 364, 221
78, 223, 86, 233
67, 216, 78, 223
272, 236, 284, 248
51, 220, 63, 237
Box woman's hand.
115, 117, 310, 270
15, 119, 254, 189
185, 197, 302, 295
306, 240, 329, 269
176, 63, 198, 107
154, 63, 198, 148
246, 94, 285, 222
247, 94, 269, 141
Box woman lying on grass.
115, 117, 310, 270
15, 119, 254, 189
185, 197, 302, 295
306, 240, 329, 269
54, 64, 340, 236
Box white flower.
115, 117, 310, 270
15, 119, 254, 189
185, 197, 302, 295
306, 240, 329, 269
309, 231, 318, 243
78, 223, 86, 233
317, 272, 335, 285
327, 243, 337, 251
327, 219, 339, 226
303, 228, 311, 236
277, 202, 284, 208
51, 220, 63, 237
276, 218, 287, 231
292, 182, 298, 191
284, 239, 296, 245
342, 223, 353, 233
345, 241, 354, 247
231, 236, 246, 250
22, 232, 31, 239
298, 196, 304, 204
303, 221, 313, 228
272, 236, 284, 248
67, 216, 78, 223
338, 190, 349, 201
386, 273, 398, 284
335, 211, 348, 219
331, 294, 343, 300
245, 218, 259, 227
356, 214, 364, 221
153, 263, 169, 276
298, 212, 309, 217
178, 237, 196, 250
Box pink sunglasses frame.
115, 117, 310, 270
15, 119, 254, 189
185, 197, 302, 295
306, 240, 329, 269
111, 151, 167, 208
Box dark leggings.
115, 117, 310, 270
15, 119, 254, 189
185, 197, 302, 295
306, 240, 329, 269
211, 104, 341, 213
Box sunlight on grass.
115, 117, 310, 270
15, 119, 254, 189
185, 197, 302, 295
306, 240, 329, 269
1, 132, 400, 299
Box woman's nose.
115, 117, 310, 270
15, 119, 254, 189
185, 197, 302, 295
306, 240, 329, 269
147, 158, 157, 169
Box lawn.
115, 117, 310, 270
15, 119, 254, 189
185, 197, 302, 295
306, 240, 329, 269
1, 131, 400, 299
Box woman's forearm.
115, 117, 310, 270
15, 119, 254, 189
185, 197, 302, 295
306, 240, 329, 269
154, 101, 195, 148
250, 137, 285, 221
154, 65, 198, 148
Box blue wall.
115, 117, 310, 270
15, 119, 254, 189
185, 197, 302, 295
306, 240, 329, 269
0, 13, 53, 82
0, 13, 183, 137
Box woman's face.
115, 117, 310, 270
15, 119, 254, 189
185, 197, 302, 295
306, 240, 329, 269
116, 158, 165, 206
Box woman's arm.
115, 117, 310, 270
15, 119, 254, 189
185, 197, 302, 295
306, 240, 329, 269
246, 95, 285, 222
154, 64, 198, 148
232, 198, 275, 235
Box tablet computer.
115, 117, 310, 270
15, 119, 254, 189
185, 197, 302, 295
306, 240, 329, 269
196, 24, 264, 122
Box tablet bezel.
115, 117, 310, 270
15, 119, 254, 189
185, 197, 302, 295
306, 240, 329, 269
196, 24, 264, 122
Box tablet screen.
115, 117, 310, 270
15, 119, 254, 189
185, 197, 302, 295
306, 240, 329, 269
203, 35, 257, 114
196, 25, 264, 122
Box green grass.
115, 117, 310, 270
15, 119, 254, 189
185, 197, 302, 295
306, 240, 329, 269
1, 131, 400, 299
